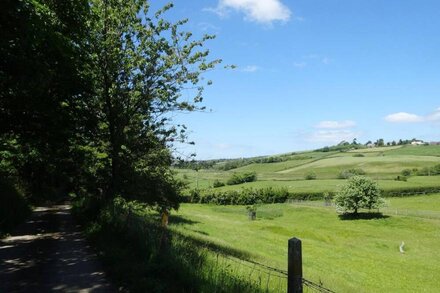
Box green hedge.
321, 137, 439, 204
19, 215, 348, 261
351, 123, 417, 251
181, 185, 440, 206
182, 188, 333, 205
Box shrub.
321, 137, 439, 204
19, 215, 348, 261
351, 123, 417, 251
395, 175, 408, 182
401, 169, 412, 177
338, 168, 366, 179
212, 180, 225, 188
353, 153, 365, 157
334, 176, 384, 215
226, 172, 257, 185
304, 171, 317, 180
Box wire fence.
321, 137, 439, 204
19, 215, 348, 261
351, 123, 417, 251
213, 252, 335, 293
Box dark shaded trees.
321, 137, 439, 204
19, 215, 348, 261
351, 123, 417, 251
0, 0, 93, 201
1, 0, 220, 211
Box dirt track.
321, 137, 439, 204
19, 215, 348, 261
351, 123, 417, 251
0, 205, 115, 292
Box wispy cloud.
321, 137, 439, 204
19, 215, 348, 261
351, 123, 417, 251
304, 119, 360, 143
207, 0, 291, 24
293, 62, 307, 68
315, 120, 356, 129
241, 65, 260, 72
384, 107, 440, 123
306, 130, 361, 143
198, 22, 221, 33
294, 54, 333, 68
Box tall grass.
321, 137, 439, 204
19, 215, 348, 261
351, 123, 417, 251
75, 196, 278, 292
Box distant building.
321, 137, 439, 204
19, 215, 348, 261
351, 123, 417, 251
411, 140, 424, 146
366, 143, 375, 148
430, 141, 440, 145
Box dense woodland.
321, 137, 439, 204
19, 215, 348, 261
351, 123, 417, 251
1, 0, 219, 215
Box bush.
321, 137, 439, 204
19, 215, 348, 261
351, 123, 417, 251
226, 172, 257, 185
395, 175, 408, 182
304, 171, 317, 180
353, 153, 365, 157
334, 176, 384, 215
401, 169, 412, 177
416, 164, 440, 176
212, 180, 225, 188
338, 168, 366, 179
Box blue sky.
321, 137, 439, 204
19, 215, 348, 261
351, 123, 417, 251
152, 0, 440, 159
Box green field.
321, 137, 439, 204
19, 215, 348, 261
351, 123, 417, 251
177, 145, 440, 192
171, 194, 440, 292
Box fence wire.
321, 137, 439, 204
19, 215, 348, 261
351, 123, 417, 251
218, 253, 335, 293
303, 278, 336, 293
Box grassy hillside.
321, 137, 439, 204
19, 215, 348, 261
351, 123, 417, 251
177, 145, 440, 192
171, 195, 440, 292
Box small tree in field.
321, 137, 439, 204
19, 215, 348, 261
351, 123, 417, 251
335, 176, 384, 215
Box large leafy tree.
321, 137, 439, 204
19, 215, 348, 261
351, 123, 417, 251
334, 176, 384, 215
89, 0, 220, 208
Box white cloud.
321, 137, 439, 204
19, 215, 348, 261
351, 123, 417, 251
383, 109, 440, 123
315, 120, 356, 129
241, 65, 259, 72
209, 0, 291, 24
306, 130, 361, 143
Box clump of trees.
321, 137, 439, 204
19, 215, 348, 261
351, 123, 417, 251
1, 0, 220, 213
334, 176, 384, 215
226, 172, 257, 185
338, 168, 366, 179
304, 171, 317, 180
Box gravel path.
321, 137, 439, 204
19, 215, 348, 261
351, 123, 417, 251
0, 205, 115, 292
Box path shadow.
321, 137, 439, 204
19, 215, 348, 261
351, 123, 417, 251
338, 212, 390, 220
0, 205, 115, 292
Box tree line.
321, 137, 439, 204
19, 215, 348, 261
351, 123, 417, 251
1, 0, 219, 210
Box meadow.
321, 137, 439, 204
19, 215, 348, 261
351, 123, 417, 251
177, 145, 440, 193
171, 194, 440, 292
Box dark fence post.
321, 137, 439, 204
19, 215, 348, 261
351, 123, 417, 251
288, 237, 303, 293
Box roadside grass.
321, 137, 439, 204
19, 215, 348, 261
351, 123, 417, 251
75, 197, 275, 292
172, 200, 440, 293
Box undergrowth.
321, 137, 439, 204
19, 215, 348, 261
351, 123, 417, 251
74, 196, 265, 293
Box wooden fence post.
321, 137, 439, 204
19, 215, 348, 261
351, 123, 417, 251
288, 237, 303, 293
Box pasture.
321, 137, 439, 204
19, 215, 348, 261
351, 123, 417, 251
171, 194, 440, 292
177, 145, 440, 191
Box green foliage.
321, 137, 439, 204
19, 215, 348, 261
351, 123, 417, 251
1, 0, 219, 209
75, 197, 264, 292
353, 153, 365, 157
338, 168, 366, 179
401, 169, 412, 176
416, 164, 440, 176
212, 179, 225, 188
334, 176, 384, 214
316, 142, 365, 152
190, 187, 300, 205
304, 171, 317, 180
226, 172, 257, 185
